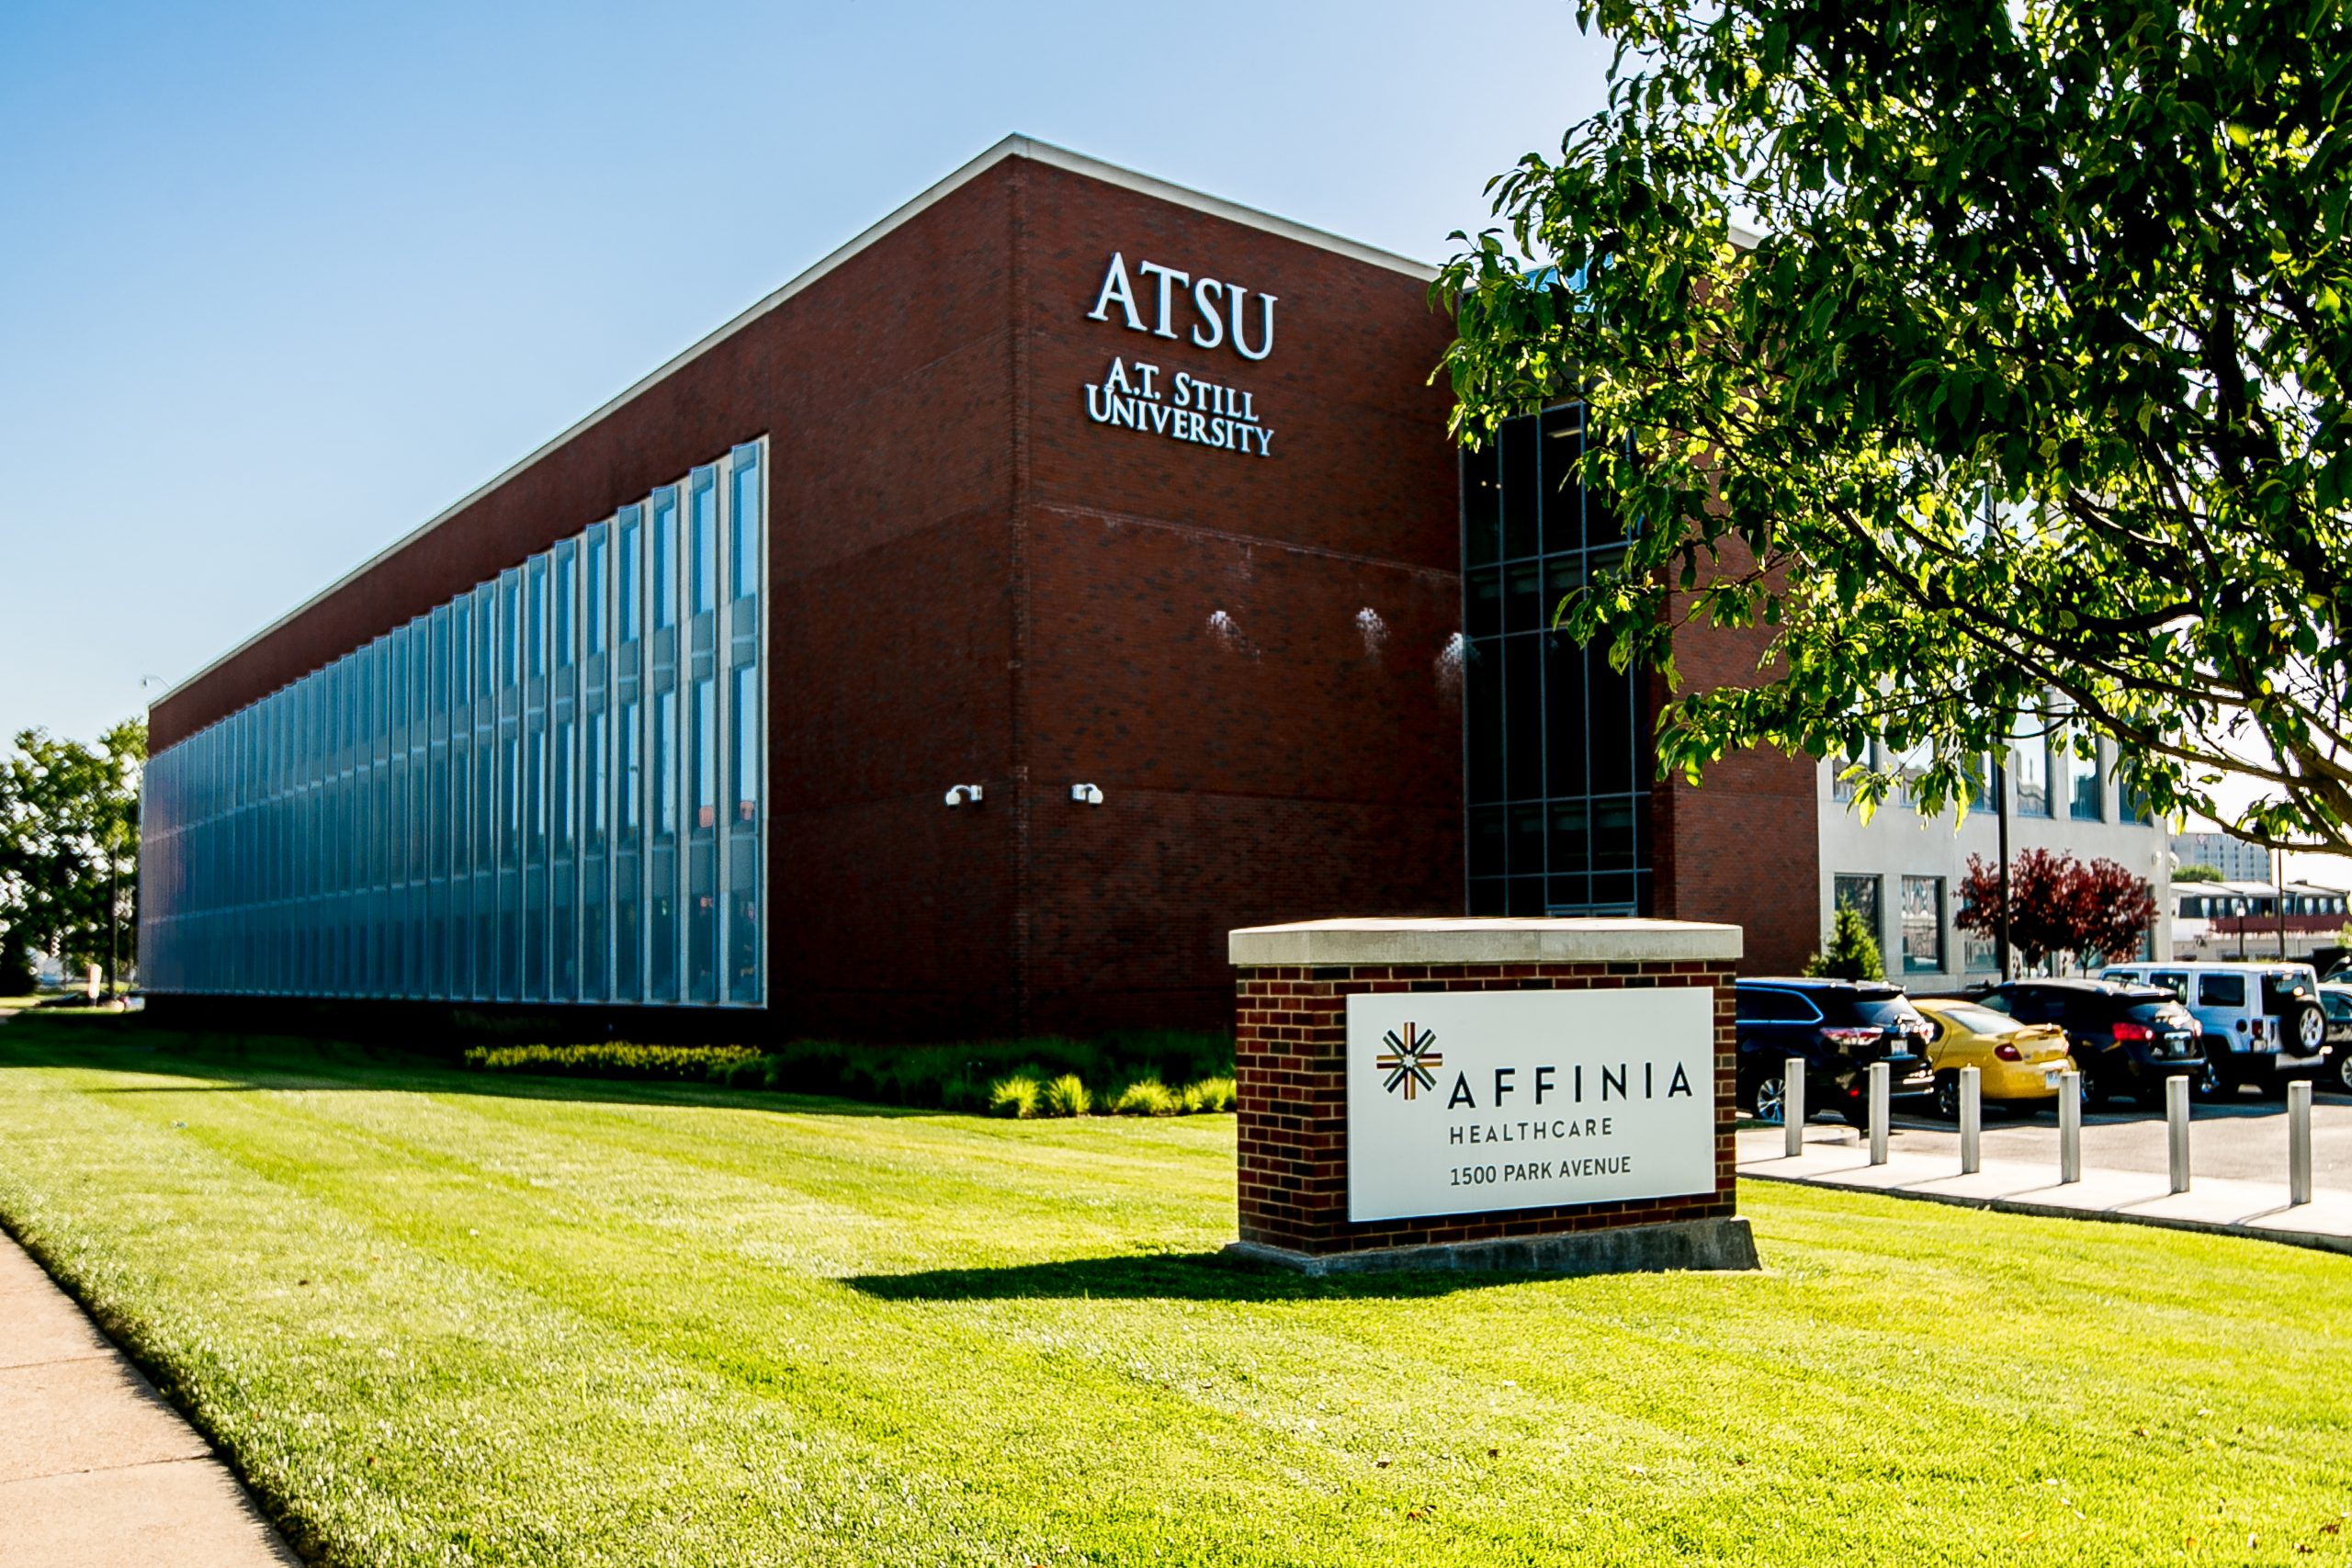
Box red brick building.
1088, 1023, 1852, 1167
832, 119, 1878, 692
139, 137, 1815, 1040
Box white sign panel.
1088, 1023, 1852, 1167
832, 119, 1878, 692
1346, 987, 1717, 1223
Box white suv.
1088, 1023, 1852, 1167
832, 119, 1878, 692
2099, 961, 2328, 1097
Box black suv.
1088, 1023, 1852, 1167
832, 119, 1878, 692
1735, 979, 1935, 1124
1968, 979, 2202, 1108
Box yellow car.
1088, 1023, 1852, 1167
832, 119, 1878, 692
1914, 998, 2078, 1117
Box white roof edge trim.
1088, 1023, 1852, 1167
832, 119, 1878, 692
154, 133, 1441, 716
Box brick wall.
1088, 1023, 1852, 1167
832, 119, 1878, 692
1233, 959, 1736, 1254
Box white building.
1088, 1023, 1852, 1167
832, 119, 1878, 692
2171, 830, 2274, 882
1815, 736, 2172, 989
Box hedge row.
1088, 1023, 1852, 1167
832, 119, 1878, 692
460, 1031, 1235, 1116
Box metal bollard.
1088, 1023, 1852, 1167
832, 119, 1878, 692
1784, 1056, 1806, 1158
1960, 1066, 1982, 1175
1868, 1061, 1891, 1166
2289, 1078, 2313, 1207
2059, 1071, 2082, 1184
2167, 1075, 2191, 1194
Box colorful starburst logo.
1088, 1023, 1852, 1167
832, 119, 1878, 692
1375, 1023, 1442, 1100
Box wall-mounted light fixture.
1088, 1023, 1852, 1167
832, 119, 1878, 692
944, 784, 985, 807
1070, 783, 1104, 806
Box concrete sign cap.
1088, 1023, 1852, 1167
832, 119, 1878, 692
1227, 917, 1743, 968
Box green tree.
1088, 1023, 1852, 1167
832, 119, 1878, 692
1434, 0, 2352, 853
2174, 863, 2223, 883
1804, 902, 1885, 981
0, 721, 145, 990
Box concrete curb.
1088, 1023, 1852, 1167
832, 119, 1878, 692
1739, 1164, 2352, 1256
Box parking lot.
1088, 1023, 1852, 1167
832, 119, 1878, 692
1831, 1085, 2352, 1185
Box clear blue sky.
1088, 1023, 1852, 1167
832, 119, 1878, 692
0, 0, 1611, 746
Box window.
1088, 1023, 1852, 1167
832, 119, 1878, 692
617, 507, 641, 644
585, 528, 606, 656
618, 700, 641, 834
1831, 742, 1869, 804
554, 551, 573, 669
650, 487, 677, 630
730, 664, 757, 821
653, 689, 677, 840
1737, 987, 1818, 1023
689, 468, 718, 616
692, 676, 716, 831
2148, 970, 2189, 998
729, 446, 760, 601
1834, 874, 1883, 953
1461, 403, 1652, 918
2012, 718, 2050, 817
2198, 974, 2246, 1008
139, 448, 763, 1009
2066, 730, 2103, 820
526, 558, 547, 679
1901, 876, 1945, 974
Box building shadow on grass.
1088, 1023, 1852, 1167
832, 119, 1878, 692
844, 1252, 1524, 1303
0, 1013, 949, 1120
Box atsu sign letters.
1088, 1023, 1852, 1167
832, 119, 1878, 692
1083, 250, 1276, 458
1345, 988, 1717, 1223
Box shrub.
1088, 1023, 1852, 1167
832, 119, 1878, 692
1111, 1077, 1180, 1116
1041, 1073, 1091, 1117
988, 1075, 1041, 1118
461, 1043, 763, 1081
1803, 905, 1885, 981
1181, 1076, 1238, 1113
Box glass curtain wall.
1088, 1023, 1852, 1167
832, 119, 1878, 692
138, 440, 766, 1008
1462, 403, 1651, 916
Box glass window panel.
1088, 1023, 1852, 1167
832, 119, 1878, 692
1539, 403, 1585, 556
729, 446, 761, 601
1902, 875, 1946, 973
619, 699, 642, 834
555, 548, 574, 668
653, 690, 676, 840
650, 487, 677, 630
527, 558, 547, 679
690, 468, 718, 615
1462, 440, 1499, 568
1500, 418, 1538, 558
586, 525, 608, 655
617, 506, 642, 644
2012, 716, 2051, 817
731, 664, 757, 822
1834, 874, 1883, 953
1503, 635, 1541, 801
692, 677, 717, 831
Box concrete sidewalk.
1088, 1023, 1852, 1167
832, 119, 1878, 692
0, 1235, 300, 1567
1738, 1124, 2352, 1255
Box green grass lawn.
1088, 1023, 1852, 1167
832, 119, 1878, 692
2, 1014, 2346, 1567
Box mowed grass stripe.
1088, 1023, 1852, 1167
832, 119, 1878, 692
3, 1019, 2348, 1566
0, 1044, 1453, 1562
0, 1056, 989, 1566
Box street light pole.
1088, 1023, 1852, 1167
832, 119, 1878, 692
2277, 846, 2290, 960
1996, 758, 2013, 982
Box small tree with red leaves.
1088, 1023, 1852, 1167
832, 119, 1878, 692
1960, 851, 2156, 974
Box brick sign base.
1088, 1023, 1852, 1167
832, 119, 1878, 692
1227, 918, 1758, 1277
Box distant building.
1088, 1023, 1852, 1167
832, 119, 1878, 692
1815, 750, 2171, 988
2172, 881, 2348, 961
2172, 830, 2273, 883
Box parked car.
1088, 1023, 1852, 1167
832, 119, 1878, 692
1967, 979, 2203, 1108
1735, 979, 1935, 1124
1911, 998, 2077, 1116
2320, 984, 2352, 1094
2098, 961, 2327, 1097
